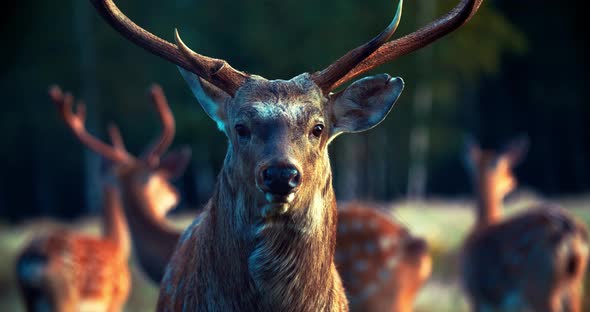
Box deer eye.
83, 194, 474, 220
311, 124, 324, 138
235, 124, 250, 138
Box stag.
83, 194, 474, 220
462, 137, 589, 312
88, 0, 484, 310
49, 84, 191, 284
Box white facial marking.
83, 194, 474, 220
144, 175, 179, 217
252, 102, 306, 122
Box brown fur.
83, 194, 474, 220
158, 75, 352, 311
50, 84, 191, 285
16, 186, 131, 312
112, 161, 186, 284
336, 202, 431, 312
462, 141, 589, 311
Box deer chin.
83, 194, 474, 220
261, 192, 296, 218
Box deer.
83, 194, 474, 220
461, 137, 589, 312
88, 0, 484, 310
48, 84, 192, 285
15, 136, 131, 310
336, 202, 431, 312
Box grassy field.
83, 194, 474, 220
1, 193, 588, 311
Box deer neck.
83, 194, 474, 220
204, 156, 342, 310
475, 177, 503, 228
101, 185, 131, 260
118, 177, 181, 283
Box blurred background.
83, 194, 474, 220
0, 0, 588, 311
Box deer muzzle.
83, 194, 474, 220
256, 161, 302, 217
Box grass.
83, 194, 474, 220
0, 193, 588, 311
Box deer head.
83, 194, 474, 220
464, 136, 529, 226
89, 0, 482, 219
465, 137, 529, 202
49, 84, 191, 218
49, 85, 191, 283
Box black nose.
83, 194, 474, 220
262, 165, 300, 195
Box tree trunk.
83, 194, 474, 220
407, 0, 435, 200
74, 0, 102, 214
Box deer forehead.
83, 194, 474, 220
231, 74, 326, 122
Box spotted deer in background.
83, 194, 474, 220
89, 0, 483, 310
49, 84, 192, 284
461, 137, 589, 312
16, 87, 133, 312
336, 202, 431, 312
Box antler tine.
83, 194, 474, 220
49, 85, 134, 164
320, 0, 484, 92
107, 123, 127, 152
145, 84, 175, 163
89, 0, 249, 96
312, 0, 403, 93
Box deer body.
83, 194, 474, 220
336, 202, 431, 312
16, 185, 131, 312
87, 0, 483, 309
461, 139, 589, 312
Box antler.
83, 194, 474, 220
311, 0, 403, 92
49, 85, 134, 164
107, 123, 128, 152
89, 0, 249, 96
144, 84, 175, 164
313, 0, 484, 92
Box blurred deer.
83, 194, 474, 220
461, 137, 589, 312
48, 84, 191, 285
16, 157, 130, 310
89, 0, 483, 309
336, 202, 431, 312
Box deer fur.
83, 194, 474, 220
156, 72, 404, 311
48, 83, 192, 285
461, 138, 589, 312
111, 148, 191, 283
16, 185, 131, 312
85, 0, 484, 308
336, 202, 431, 312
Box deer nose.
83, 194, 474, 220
260, 164, 301, 196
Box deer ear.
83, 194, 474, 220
501, 135, 529, 167
330, 74, 403, 137
158, 146, 192, 180
178, 67, 230, 132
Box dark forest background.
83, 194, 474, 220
0, 0, 588, 221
